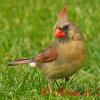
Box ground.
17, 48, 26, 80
0, 0, 100, 99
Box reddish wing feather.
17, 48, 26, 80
34, 47, 57, 63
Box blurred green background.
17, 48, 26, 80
0, 0, 100, 99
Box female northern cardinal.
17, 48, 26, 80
8, 6, 86, 92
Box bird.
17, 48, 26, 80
8, 6, 86, 92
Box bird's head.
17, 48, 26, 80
54, 6, 83, 41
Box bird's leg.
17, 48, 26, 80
47, 79, 52, 94
47, 79, 61, 93
55, 80, 60, 88
64, 77, 69, 87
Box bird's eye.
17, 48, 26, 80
62, 25, 69, 30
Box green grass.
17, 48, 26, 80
0, 0, 100, 99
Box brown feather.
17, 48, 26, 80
34, 47, 57, 63
55, 6, 69, 29
59, 6, 67, 18
8, 59, 32, 66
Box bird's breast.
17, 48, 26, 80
41, 40, 86, 80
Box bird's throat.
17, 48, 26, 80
59, 38, 65, 42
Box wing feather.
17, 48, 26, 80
34, 47, 57, 63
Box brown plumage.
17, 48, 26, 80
34, 47, 57, 63
8, 6, 86, 92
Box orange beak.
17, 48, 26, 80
54, 28, 65, 38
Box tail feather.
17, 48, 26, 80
8, 58, 33, 66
